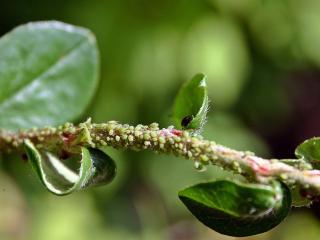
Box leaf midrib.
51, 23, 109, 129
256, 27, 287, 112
0, 38, 87, 110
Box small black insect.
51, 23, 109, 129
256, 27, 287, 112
181, 115, 194, 128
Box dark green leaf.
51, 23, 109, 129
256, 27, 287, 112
179, 180, 291, 237
0, 21, 99, 130
173, 73, 209, 132
295, 137, 320, 169
24, 139, 116, 195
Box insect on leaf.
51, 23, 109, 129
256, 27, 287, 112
173, 73, 209, 133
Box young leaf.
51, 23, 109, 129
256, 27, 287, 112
0, 21, 99, 130
23, 139, 116, 195
295, 137, 320, 169
173, 73, 209, 132
179, 180, 291, 237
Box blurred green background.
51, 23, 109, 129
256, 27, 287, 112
1, 0, 320, 239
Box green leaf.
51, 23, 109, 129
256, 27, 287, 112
295, 137, 320, 169
173, 73, 209, 132
0, 21, 99, 130
23, 139, 116, 195
179, 180, 291, 237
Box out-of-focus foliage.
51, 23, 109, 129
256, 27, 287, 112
181, 16, 250, 108
1, 0, 320, 239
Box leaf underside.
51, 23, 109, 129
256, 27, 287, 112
24, 139, 116, 196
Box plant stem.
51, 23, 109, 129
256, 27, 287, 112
1, 120, 320, 197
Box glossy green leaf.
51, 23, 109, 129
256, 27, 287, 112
295, 137, 320, 169
179, 180, 291, 237
173, 73, 209, 132
24, 139, 116, 195
0, 21, 99, 130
